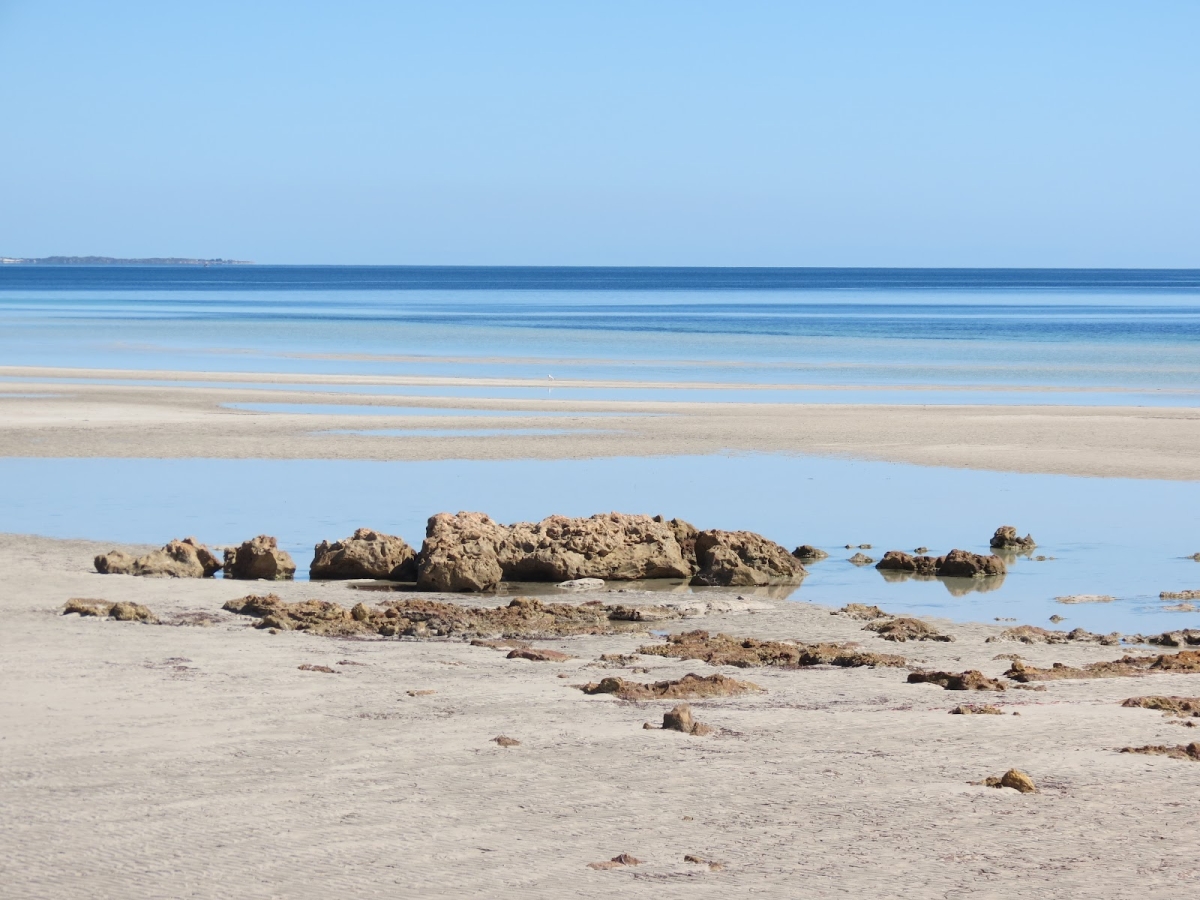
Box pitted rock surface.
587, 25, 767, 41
310, 528, 416, 581
690, 530, 806, 586
95, 537, 221, 578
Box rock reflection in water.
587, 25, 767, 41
877, 568, 1006, 596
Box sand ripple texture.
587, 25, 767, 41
3, 534, 1200, 898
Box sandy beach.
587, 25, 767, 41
3, 532, 1199, 898
3, 366, 1200, 479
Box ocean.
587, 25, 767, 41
2, 265, 1198, 634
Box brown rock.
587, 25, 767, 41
1055, 594, 1116, 604
864, 617, 954, 643
223, 535, 296, 581
683, 854, 724, 871
907, 670, 1007, 691
507, 647, 572, 662
875, 551, 939, 575
1121, 696, 1200, 718
223, 593, 625, 639
493, 735, 520, 747
581, 672, 761, 701
949, 704, 1004, 714
690, 530, 806, 586
62, 598, 111, 617
1131, 630, 1200, 647
416, 512, 507, 592
297, 664, 338, 674
587, 854, 641, 869
108, 601, 157, 622
639, 630, 904, 669
1120, 742, 1200, 761
835, 603, 888, 620
656, 515, 699, 572
1160, 589, 1200, 600
662, 703, 713, 735
937, 548, 1006, 578
1006, 650, 1200, 681
847, 552, 875, 566
502, 513, 692, 582
95, 537, 221, 578
792, 545, 829, 562
986, 624, 1121, 646
990, 526, 1036, 551
998, 768, 1037, 792
310, 528, 417, 581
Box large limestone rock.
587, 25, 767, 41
875, 550, 939, 575
415, 511, 693, 592
416, 512, 508, 592
223, 535, 296, 581
690, 530, 806, 586
499, 513, 692, 582
94, 537, 221, 578
310, 528, 416, 581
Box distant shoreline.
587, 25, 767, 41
0, 256, 253, 266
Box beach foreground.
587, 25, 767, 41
4, 534, 1199, 898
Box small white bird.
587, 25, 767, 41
547, 374, 554, 381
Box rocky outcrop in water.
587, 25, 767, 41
936, 549, 1007, 578
792, 545, 829, 562
875, 550, 939, 575
990, 526, 1036, 551
415, 511, 694, 592
223, 535, 296, 581
690, 529, 806, 586
94, 537, 221, 578
310, 528, 416, 581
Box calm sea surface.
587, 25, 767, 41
1, 266, 1198, 633
3, 266, 1200, 401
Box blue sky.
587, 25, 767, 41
0, 2, 1196, 266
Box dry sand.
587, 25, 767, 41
3, 367, 1200, 479
4, 533, 1200, 898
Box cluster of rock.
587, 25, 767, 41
1004, 650, 1200, 682
990, 526, 1036, 551
637, 630, 905, 669
875, 548, 1006, 578
414, 512, 805, 592
62, 598, 157, 622
985, 624, 1121, 646
581, 672, 761, 701
90, 512, 808, 591
95, 535, 295, 581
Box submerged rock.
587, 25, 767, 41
1160, 589, 1200, 600
990, 526, 1036, 551
94, 537, 221, 578
556, 577, 605, 591
847, 552, 875, 566
690, 529, 806, 586
310, 528, 416, 581
223, 535, 296, 581
1055, 594, 1116, 604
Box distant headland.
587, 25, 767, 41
0, 256, 253, 266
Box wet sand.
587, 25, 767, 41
3, 534, 1200, 898
2, 367, 1200, 479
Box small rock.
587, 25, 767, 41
507, 647, 572, 662
914, 546, 929, 554
990, 526, 1036, 551
986, 768, 1037, 792
587, 853, 641, 870
223, 535, 296, 581
949, 704, 1004, 715
662, 703, 714, 736
406, 689, 436, 697
1055, 594, 1116, 604
298, 664, 338, 674
1120, 742, 1200, 761
1049, 615, 1064, 623
556, 577, 605, 590
684, 854, 724, 870
908, 670, 1007, 691
493, 735, 520, 747
792, 545, 829, 562
847, 552, 875, 566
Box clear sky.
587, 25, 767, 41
0, 1, 1196, 266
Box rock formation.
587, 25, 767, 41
581, 672, 761, 701
415, 511, 694, 592
223, 535, 296, 580
1119, 743, 1200, 762
863, 616, 954, 642
1121, 696, 1200, 718
310, 528, 416, 581
792, 545, 829, 562
94, 537, 221, 578
662, 703, 713, 735
690, 530, 806, 586
986, 625, 1121, 645
936, 549, 1006, 578
875, 550, 939, 575
990, 526, 1036, 551
984, 769, 1037, 792
62, 598, 157, 622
